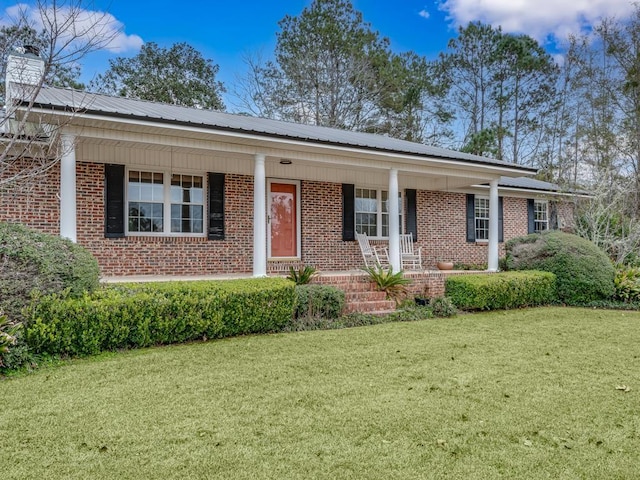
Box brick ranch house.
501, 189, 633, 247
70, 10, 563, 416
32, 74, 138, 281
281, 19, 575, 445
1, 50, 574, 288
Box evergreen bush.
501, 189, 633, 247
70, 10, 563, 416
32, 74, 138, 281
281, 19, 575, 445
505, 231, 615, 304
0, 222, 99, 324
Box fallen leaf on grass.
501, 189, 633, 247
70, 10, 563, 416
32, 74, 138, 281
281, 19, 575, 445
616, 385, 631, 392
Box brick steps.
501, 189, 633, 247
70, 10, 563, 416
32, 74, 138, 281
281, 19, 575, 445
345, 291, 387, 302
312, 275, 398, 315
343, 299, 397, 314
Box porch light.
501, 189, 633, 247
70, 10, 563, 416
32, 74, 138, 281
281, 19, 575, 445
279, 159, 292, 165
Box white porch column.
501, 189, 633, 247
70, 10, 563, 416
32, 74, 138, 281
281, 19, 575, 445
253, 153, 267, 277
388, 168, 401, 272
487, 179, 499, 272
60, 134, 77, 242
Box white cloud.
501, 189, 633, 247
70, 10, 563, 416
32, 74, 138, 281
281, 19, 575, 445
439, 0, 635, 42
2, 3, 142, 53
419, 8, 430, 19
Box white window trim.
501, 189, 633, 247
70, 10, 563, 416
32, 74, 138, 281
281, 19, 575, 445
125, 167, 207, 238
534, 199, 549, 233
355, 187, 404, 240
267, 178, 302, 260
474, 195, 490, 243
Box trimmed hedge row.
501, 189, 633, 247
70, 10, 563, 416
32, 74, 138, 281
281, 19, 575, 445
25, 278, 296, 357
445, 271, 557, 311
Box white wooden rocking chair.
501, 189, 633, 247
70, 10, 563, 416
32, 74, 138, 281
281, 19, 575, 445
399, 232, 423, 270
355, 232, 388, 268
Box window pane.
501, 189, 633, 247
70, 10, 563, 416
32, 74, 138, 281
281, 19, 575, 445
168, 175, 205, 233
127, 170, 170, 234
356, 212, 376, 237
191, 187, 203, 204
127, 171, 204, 235
192, 205, 203, 221
171, 184, 181, 203
534, 201, 548, 233
356, 188, 404, 238
475, 197, 490, 240
355, 189, 378, 236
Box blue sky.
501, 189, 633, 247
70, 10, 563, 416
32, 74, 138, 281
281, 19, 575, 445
1, 0, 637, 110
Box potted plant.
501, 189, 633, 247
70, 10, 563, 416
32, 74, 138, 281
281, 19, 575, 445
414, 284, 430, 306
437, 261, 454, 270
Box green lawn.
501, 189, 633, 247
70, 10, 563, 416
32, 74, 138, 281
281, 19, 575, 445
2, 307, 640, 479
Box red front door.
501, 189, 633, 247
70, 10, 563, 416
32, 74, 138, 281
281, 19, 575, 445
270, 183, 297, 257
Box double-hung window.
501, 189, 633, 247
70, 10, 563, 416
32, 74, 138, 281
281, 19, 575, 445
534, 200, 548, 233
355, 187, 403, 238
127, 169, 204, 235
474, 196, 490, 241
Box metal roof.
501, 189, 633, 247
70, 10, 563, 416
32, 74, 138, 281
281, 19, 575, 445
30, 86, 537, 174
497, 176, 588, 195
499, 176, 562, 191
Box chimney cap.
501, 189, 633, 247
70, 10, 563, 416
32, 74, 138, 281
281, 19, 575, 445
23, 45, 40, 56
13, 45, 41, 57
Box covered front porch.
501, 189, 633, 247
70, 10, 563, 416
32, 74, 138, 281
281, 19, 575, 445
27, 86, 537, 279
56, 133, 512, 278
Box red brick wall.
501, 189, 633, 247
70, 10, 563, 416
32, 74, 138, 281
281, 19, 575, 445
0, 160, 553, 276
76, 163, 255, 276
0, 160, 60, 234
415, 192, 528, 268
300, 181, 361, 270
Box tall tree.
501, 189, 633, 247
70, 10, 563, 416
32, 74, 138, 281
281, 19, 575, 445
236, 0, 444, 141
91, 42, 225, 110
436, 22, 558, 164
437, 22, 500, 155
492, 34, 559, 164
376, 51, 452, 144
596, 9, 640, 208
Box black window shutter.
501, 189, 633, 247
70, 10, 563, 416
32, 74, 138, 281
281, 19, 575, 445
466, 194, 475, 242
342, 183, 355, 241
405, 189, 417, 242
208, 172, 225, 240
527, 199, 535, 234
498, 196, 504, 243
105, 164, 125, 238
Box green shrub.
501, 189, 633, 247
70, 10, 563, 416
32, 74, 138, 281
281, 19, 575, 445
0, 313, 19, 366
362, 265, 411, 304
25, 278, 296, 357
445, 271, 557, 311
286, 265, 318, 285
613, 265, 640, 303
505, 231, 615, 305
429, 296, 457, 317
0, 222, 99, 324
293, 284, 345, 320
